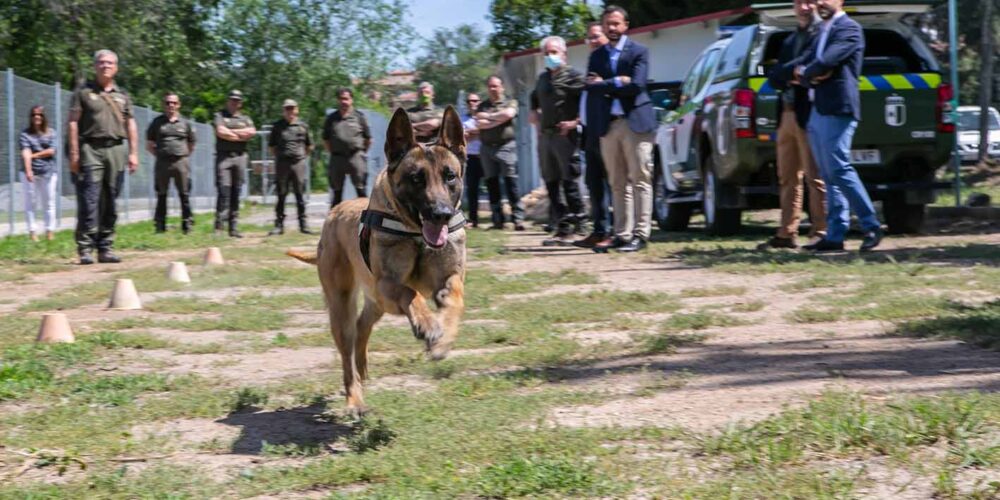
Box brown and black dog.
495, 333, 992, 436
288, 106, 467, 414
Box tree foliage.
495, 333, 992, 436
488, 0, 595, 54
415, 24, 498, 107
601, 0, 748, 28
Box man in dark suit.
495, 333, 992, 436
573, 22, 613, 249
791, 0, 882, 252
586, 5, 657, 253
759, 0, 827, 250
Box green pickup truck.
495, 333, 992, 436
652, 1, 955, 235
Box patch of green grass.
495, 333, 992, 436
64, 373, 185, 407
700, 391, 998, 467
790, 308, 844, 323
464, 268, 597, 310
679, 285, 747, 298
661, 311, 749, 332
474, 290, 679, 325
474, 455, 607, 498
465, 229, 511, 261
260, 441, 323, 457
346, 418, 397, 453
898, 300, 1000, 349
637, 332, 707, 354
154, 309, 288, 332
144, 296, 227, 314
231, 387, 269, 411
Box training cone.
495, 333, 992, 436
108, 278, 143, 310
203, 247, 225, 266
36, 313, 75, 344
166, 261, 191, 283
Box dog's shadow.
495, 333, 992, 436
216, 402, 354, 455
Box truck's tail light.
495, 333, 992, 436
734, 89, 756, 139
937, 84, 956, 133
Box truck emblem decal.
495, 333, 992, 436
885, 95, 906, 127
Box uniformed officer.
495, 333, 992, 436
146, 92, 196, 234
67, 49, 139, 265
322, 88, 371, 208
407, 81, 444, 143
477, 75, 526, 231
213, 90, 256, 237
267, 99, 314, 235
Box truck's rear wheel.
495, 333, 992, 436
702, 160, 742, 236
883, 196, 926, 234
654, 175, 693, 231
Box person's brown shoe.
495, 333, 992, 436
572, 233, 608, 249
542, 233, 576, 247
756, 236, 797, 250
593, 236, 628, 254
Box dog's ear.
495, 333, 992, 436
385, 107, 417, 171
436, 105, 467, 164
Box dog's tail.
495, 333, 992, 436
286, 248, 318, 265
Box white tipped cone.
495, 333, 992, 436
203, 247, 225, 266
36, 313, 75, 343
108, 278, 143, 310
166, 261, 191, 283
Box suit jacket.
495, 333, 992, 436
586, 36, 656, 136
768, 26, 816, 129
786, 14, 865, 121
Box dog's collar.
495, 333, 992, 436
360, 209, 466, 238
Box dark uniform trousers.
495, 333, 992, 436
328, 150, 367, 207
480, 140, 525, 226
154, 155, 192, 230
215, 151, 246, 230
464, 154, 483, 226
582, 126, 611, 236
539, 130, 584, 234
275, 155, 308, 225
75, 140, 126, 253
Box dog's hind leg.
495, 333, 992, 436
428, 274, 465, 360
354, 297, 384, 381
328, 287, 365, 415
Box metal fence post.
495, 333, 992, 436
7, 69, 15, 236
948, 0, 962, 206
146, 107, 154, 218
123, 114, 131, 222
261, 132, 268, 205
54, 82, 63, 227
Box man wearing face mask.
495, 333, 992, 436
407, 81, 443, 143
530, 35, 586, 246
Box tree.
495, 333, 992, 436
488, 0, 594, 54
600, 0, 748, 28
415, 24, 498, 107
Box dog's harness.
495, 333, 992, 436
358, 145, 465, 271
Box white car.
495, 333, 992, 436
957, 106, 1000, 163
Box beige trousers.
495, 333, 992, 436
777, 110, 827, 239
600, 119, 655, 241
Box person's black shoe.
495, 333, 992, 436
489, 223, 505, 231
593, 236, 628, 254
299, 226, 315, 235
859, 228, 883, 253
229, 229, 243, 239
615, 237, 647, 253
155, 227, 166, 234
757, 236, 797, 251
514, 223, 526, 231
542, 223, 554, 233
181, 222, 191, 235
79, 252, 94, 265
98, 251, 121, 264
802, 238, 844, 252
267, 225, 284, 236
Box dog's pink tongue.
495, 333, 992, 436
422, 222, 448, 248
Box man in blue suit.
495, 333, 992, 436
791, 0, 883, 252
587, 5, 657, 253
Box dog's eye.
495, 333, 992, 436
443, 169, 457, 183
409, 172, 424, 185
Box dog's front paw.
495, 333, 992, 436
427, 339, 453, 361
409, 317, 443, 344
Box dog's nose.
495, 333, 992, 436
429, 201, 455, 224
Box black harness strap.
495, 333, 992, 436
359, 209, 466, 271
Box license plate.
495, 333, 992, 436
850, 149, 881, 165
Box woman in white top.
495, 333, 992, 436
19, 105, 58, 241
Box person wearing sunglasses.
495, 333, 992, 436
461, 93, 484, 228
19, 105, 58, 242
146, 92, 196, 234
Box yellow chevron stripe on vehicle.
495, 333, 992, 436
748, 73, 941, 94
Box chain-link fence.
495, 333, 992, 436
1, 69, 390, 237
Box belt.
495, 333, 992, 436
610, 115, 625, 122
217, 150, 246, 157
84, 137, 124, 147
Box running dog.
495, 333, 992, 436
288, 106, 467, 414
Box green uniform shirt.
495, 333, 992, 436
146, 114, 195, 157
322, 109, 370, 155
530, 67, 585, 130
406, 103, 443, 142
213, 110, 255, 153
269, 118, 312, 159
70, 81, 133, 140
476, 97, 519, 146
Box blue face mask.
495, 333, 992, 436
544, 54, 562, 70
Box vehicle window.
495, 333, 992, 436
757, 31, 791, 76
958, 111, 1000, 131
680, 53, 708, 104
716, 26, 756, 79
862, 29, 932, 74
694, 49, 722, 96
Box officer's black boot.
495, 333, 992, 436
154, 194, 168, 233
229, 217, 243, 239
298, 216, 314, 234
268, 218, 284, 236
181, 219, 192, 235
